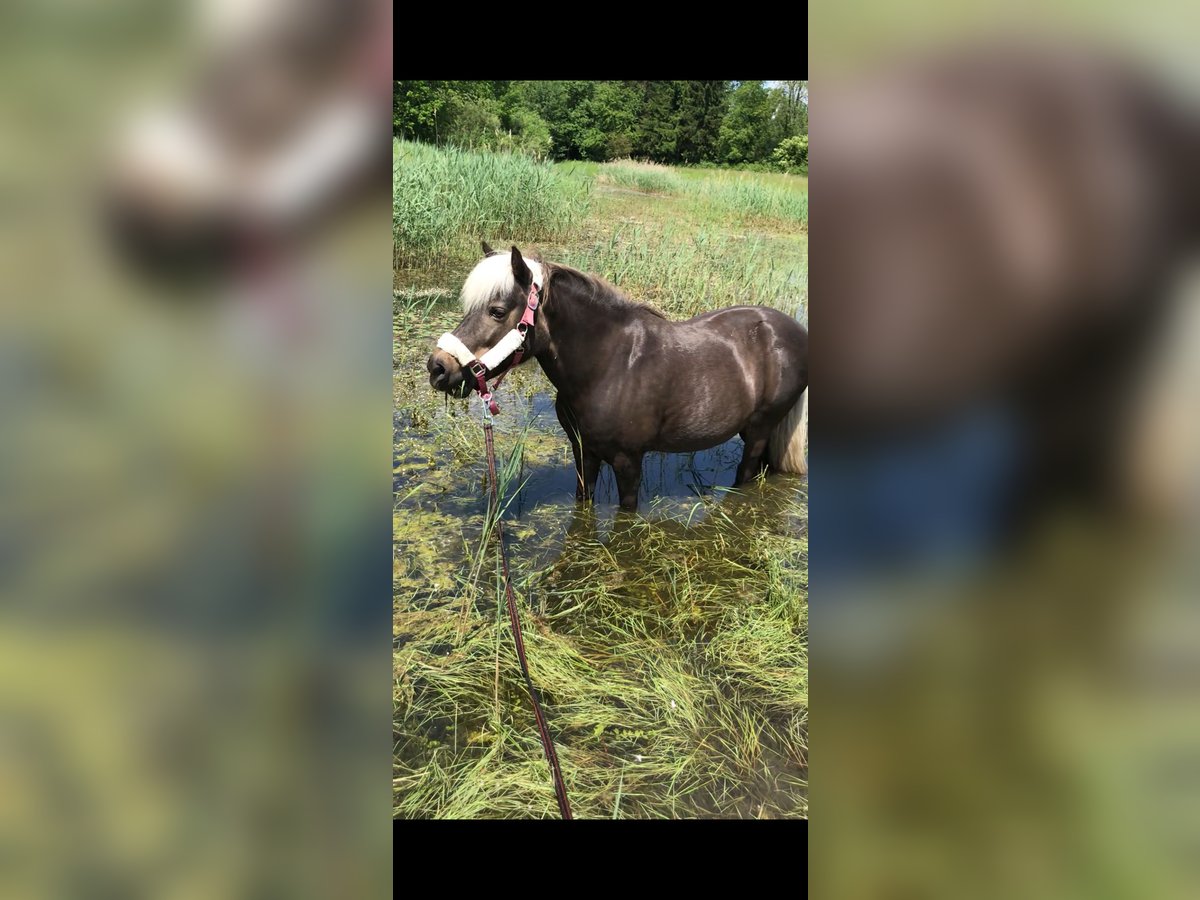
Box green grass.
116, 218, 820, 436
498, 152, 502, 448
553, 223, 806, 320
393, 139, 590, 268
589, 160, 808, 229
689, 175, 808, 226
395, 141, 807, 818
597, 160, 686, 195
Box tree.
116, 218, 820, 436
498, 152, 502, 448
393, 81, 506, 144
444, 96, 501, 148
773, 80, 808, 139
588, 81, 641, 159
675, 80, 727, 164
772, 135, 808, 174
393, 80, 451, 142
395, 80, 803, 167
718, 81, 777, 165
633, 81, 679, 162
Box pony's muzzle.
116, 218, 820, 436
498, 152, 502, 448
427, 349, 470, 397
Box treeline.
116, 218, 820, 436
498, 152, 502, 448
393, 81, 808, 173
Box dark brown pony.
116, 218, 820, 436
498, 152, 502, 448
427, 244, 808, 510
817, 42, 1200, 529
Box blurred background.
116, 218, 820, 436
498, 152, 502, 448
7, 0, 1200, 880
1, 0, 392, 894
812, 2, 1200, 897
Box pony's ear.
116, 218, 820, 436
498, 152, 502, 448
481, 240, 494, 257
510, 246, 531, 287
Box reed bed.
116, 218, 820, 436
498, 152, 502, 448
393, 139, 590, 267
690, 175, 809, 226
556, 224, 807, 320
594, 160, 808, 228
597, 159, 686, 195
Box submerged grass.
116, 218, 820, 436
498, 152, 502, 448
394, 471, 808, 819
395, 140, 807, 818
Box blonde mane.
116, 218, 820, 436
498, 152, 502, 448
459, 253, 544, 312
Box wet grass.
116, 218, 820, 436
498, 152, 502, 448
394, 488, 807, 819
395, 142, 807, 818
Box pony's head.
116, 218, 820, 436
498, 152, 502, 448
426, 242, 545, 397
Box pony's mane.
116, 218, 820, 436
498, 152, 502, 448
460, 252, 545, 312
545, 263, 667, 319
460, 254, 666, 320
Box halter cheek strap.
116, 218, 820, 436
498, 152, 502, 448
436, 280, 542, 415
479, 329, 526, 371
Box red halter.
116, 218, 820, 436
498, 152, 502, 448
470, 281, 541, 416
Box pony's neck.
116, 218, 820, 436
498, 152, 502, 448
535, 267, 630, 398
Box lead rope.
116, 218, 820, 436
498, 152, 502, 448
477, 380, 572, 820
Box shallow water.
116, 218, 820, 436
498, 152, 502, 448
393, 370, 805, 569
395, 387, 749, 512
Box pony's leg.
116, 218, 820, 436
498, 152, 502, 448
555, 396, 596, 502
563, 430, 586, 499
562, 431, 601, 502
581, 450, 601, 502
612, 451, 643, 511
735, 428, 772, 485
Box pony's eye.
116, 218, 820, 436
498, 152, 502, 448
489, 307, 506, 320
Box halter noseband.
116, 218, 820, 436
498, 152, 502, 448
436, 279, 542, 415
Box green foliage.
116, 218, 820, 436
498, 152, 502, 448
498, 103, 553, 159
444, 96, 501, 148
393, 80, 449, 143
674, 80, 728, 164
591, 81, 640, 159
394, 80, 805, 166
772, 135, 808, 174
393, 81, 507, 144
632, 81, 679, 161
772, 80, 808, 138
718, 81, 778, 166
510, 81, 607, 160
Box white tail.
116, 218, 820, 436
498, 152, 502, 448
767, 388, 808, 475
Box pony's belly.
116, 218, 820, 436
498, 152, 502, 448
652, 425, 742, 455
646, 403, 748, 453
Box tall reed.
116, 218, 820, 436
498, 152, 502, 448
394, 139, 590, 267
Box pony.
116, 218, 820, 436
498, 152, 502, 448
817, 41, 1200, 543
427, 243, 808, 511
104, 0, 392, 283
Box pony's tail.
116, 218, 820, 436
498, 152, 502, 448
767, 388, 808, 475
